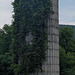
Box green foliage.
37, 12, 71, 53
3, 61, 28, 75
0, 52, 14, 75
12, 0, 52, 74
0, 24, 13, 54
0, 25, 14, 75
59, 25, 75, 38
59, 27, 74, 53
59, 27, 75, 75
59, 46, 66, 71
59, 46, 75, 75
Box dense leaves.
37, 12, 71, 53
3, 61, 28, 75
0, 52, 14, 75
59, 27, 74, 53
0, 24, 13, 54
60, 46, 75, 75
59, 27, 75, 75
12, 0, 52, 75
0, 25, 14, 75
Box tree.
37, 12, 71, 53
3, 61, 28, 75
0, 28, 5, 54
0, 24, 14, 75
0, 52, 14, 75
59, 27, 75, 75
59, 46, 75, 75
59, 27, 74, 53
0, 24, 13, 54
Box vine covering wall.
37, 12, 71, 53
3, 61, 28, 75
11, 0, 52, 75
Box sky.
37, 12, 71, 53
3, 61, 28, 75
0, 0, 14, 28
59, 0, 75, 25
0, 0, 75, 28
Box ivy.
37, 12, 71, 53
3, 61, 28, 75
12, 0, 52, 75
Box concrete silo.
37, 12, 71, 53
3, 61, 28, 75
30, 0, 59, 75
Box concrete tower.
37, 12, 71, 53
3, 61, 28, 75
30, 0, 59, 75
46, 0, 59, 75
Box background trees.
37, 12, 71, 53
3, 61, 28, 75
0, 24, 13, 54
59, 27, 74, 53
0, 24, 14, 75
0, 52, 14, 75
59, 27, 75, 75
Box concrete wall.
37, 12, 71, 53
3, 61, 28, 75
30, 0, 59, 75
46, 0, 59, 75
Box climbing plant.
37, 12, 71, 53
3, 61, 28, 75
11, 0, 53, 75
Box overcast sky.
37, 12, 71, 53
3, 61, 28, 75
59, 0, 75, 25
0, 0, 14, 28
0, 0, 75, 28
